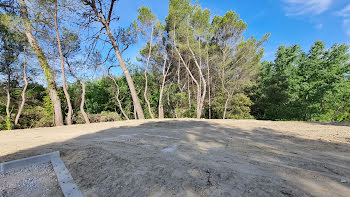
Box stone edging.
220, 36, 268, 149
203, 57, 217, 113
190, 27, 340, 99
0, 151, 83, 197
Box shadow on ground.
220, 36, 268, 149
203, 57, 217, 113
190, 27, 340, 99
1, 120, 350, 196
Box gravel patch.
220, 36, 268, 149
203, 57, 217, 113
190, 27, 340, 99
0, 162, 64, 197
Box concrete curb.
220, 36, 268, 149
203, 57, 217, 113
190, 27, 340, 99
0, 151, 58, 172
0, 151, 83, 197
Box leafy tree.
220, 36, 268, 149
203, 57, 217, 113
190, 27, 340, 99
0, 0, 64, 126
254, 41, 350, 121
82, 0, 145, 119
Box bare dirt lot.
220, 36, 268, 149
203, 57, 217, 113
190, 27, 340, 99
1, 119, 350, 197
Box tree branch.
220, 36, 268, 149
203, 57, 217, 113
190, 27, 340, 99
0, 3, 20, 12
107, 0, 116, 24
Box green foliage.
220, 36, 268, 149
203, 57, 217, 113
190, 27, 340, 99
73, 111, 120, 124
43, 90, 54, 125
253, 41, 350, 121
1, 0, 349, 132
85, 78, 116, 114
227, 94, 253, 119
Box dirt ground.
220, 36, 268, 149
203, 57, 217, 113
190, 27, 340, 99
0, 162, 63, 197
0, 119, 350, 197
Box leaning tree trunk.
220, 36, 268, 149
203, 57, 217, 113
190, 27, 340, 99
144, 24, 155, 119
14, 47, 28, 127
187, 43, 207, 118
19, 0, 64, 126
173, 25, 203, 118
108, 75, 130, 120
54, 0, 72, 125
86, 2, 145, 119
223, 91, 233, 119
187, 37, 206, 119
66, 58, 90, 124
96, 64, 130, 120
175, 46, 200, 118
107, 29, 145, 119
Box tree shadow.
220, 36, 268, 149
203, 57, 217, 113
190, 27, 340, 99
1, 120, 350, 196
308, 121, 350, 127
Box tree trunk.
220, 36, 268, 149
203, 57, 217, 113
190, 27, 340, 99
96, 64, 130, 120
158, 56, 169, 119
175, 46, 200, 118
223, 96, 230, 119
86, 2, 145, 119
5, 62, 11, 130
223, 91, 233, 119
108, 75, 130, 120
187, 73, 191, 108
79, 82, 90, 123
206, 48, 211, 119
173, 27, 201, 118
66, 58, 90, 124
187, 37, 206, 119
15, 46, 28, 127
54, 0, 72, 125
134, 104, 138, 119
19, 0, 63, 126
144, 24, 155, 119
107, 28, 144, 119
177, 58, 181, 88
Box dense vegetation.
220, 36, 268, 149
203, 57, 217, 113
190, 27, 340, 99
253, 42, 350, 121
0, 0, 349, 130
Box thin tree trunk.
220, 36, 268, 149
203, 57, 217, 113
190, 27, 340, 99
177, 58, 181, 87
176, 50, 200, 118
19, 0, 64, 126
54, 0, 72, 125
15, 46, 28, 127
80, 82, 90, 123
158, 56, 170, 119
223, 91, 233, 119
66, 58, 90, 124
144, 24, 155, 119
223, 96, 229, 119
96, 65, 130, 120
206, 47, 211, 119
173, 26, 200, 118
86, 2, 145, 119
108, 76, 130, 120
134, 104, 138, 119
187, 72, 191, 108
187, 37, 206, 119
5, 61, 11, 130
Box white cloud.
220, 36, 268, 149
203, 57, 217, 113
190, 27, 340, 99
346, 29, 350, 37
343, 20, 350, 37
336, 4, 350, 17
282, 0, 333, 16
315, 23, 323, 29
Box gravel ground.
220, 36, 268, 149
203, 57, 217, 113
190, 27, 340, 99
0, 162, 63, 197
0, 119, 350, 196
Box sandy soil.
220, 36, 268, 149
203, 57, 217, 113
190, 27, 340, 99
0, 162, 63, 197
0, 119, 350, 197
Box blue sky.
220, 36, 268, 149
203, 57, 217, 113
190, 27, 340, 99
112, 0, 350, 63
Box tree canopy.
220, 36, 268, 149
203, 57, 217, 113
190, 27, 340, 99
0, 0, 349, 130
